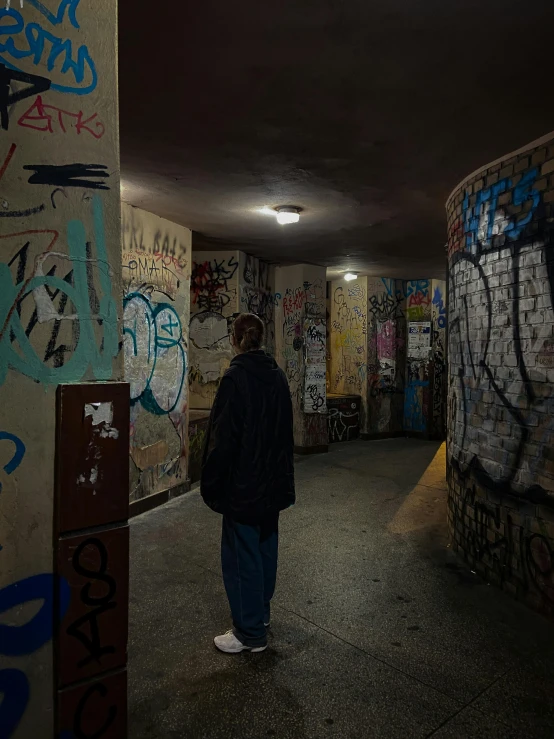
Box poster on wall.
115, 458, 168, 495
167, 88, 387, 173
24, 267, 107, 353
408, 321, 431, 358
303, 318, 326, 413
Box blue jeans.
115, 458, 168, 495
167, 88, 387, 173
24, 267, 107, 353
221, 513, 279, 647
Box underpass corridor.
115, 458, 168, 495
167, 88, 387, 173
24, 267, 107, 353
128, 440, 554, 739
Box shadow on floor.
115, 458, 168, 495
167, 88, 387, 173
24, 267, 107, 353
129, 439, 554, 739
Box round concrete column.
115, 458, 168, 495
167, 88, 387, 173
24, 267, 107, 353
446, 132, 554, 616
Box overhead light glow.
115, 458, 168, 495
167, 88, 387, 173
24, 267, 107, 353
275, 206, 300, 225
344, 273, 358, 282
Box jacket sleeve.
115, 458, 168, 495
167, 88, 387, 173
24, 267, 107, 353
200, 373, 243, 513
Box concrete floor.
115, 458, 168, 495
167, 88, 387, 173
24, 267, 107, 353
129, 439, 554, 739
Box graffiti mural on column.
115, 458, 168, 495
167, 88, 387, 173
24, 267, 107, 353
447, 136, 554, 615
122, 204, 191, 502
0, 1, 124, 735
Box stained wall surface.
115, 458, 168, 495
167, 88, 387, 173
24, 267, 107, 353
189, 250, 275, 409
275, 265, 328, 450
328, 277, 445, 439
329, 277, 368, 429
239, 252, 275, 356
366, 278, 407, 437
447, 132, 554, 616
122, 203, 191, 503
189, 251, 239, 409
0, 1, 122, 736
403, 279, 446, 438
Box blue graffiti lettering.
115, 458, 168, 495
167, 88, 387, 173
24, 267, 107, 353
0, 669, 29, 739
0, 573, 70, 655
404, 379, 429, 432
0, 573, 70, 738
0, 0, 96, 95
381, 278, 394, 296
0, 431, 25, 492
123, 292, 187, 416
432, 286, 447, 330
462, 167, 540, 251
405, 279, 429, 298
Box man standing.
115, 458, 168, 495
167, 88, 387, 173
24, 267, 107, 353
201, 313, 295, 653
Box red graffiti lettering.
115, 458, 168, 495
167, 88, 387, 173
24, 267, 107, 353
18, 96, 105, 139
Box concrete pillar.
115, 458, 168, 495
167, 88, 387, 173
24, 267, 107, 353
189, 250, 240, 409
430, 279, 447, 439
328, 276, 369, 430
447, 131, 554, 616
366, 277, 407, 437
329, 276, 446, 440
0, 1, 123, 736
275, 265, 328, 452
238, 252, 275, 356
403, 278, 446, 438
189, 250, 275, 409
121, 204, 192, 512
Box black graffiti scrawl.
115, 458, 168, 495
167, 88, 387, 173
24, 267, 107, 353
24, 163, 110, 190
446, 141, 554, 613
448, 160, 554, 504
0, 62, 51, 131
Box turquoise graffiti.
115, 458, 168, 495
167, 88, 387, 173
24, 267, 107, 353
0, 0, 97, 95
0, 195, 117, 385
123, 292, 187, 416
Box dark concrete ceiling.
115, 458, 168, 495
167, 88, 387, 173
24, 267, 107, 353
119, 0, 554, 279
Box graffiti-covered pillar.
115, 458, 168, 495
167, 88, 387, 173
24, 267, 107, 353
0, 2, 124, 737
239, 252, 275, 356
121, 204, 191, 511
275, 265, 328, 452
403, 279, 447, 439
447, 131, 554, 617
365, 278, 407, 437
189, 251, 241, 409
328, 276, 368, 429
189, 250, 275, 411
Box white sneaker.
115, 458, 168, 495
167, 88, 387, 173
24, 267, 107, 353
214, 630, 267, 654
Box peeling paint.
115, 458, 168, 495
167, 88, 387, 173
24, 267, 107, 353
77, 466, 97, 485
33, 252, 111, 324
85, 401, 113, 426
130, 440, 169, 470
85, 402, 119, 439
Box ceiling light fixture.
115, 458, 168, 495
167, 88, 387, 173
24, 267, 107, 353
275, 206, 301, 225
344, 273, 358, 282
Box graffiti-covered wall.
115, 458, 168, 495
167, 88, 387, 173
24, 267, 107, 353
447, 131, 554, 617
189, 251, 239, 409
275, 265, 328, 450
431, 280, 447, 439
0, 1, 122, 736
122, 203, 191, 503
328, 276, 446, 439
403, 279, 446, 437
239, 252, 275, 356
329, 277, 368, 427
366, 278, 406, 436
189, 250, 275, 409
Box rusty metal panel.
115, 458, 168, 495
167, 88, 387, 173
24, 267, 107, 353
57, 526, 129, 687
57, 669, 127, 739
56, 382, 130, 534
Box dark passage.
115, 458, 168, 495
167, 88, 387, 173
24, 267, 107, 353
129, 440, 554, 738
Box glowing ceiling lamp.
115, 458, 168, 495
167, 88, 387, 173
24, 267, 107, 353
344, 273, 358, 282
275, 206, 301, 225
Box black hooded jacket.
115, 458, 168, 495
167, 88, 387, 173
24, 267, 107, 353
201, 351, 295, 524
